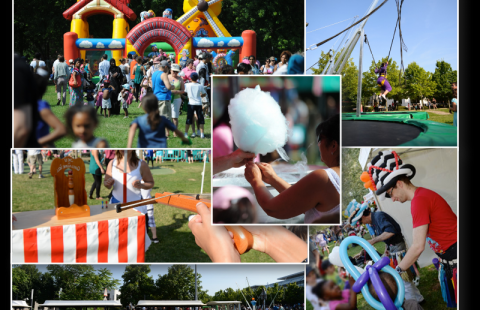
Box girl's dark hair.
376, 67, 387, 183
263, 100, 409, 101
74, 58, 83, 65
115, 150, 139, 167
287, 226, 308, 241
142, 94, 162, 130
213, 197, 256, 223
136, 56, 142, 62
221, 65, 234, 74
237, 63, 250, 74
35, 52, 42, 59
312, 280, 329, 299
381, 62, 385, 67
34, 73, 48, 99
362, 207, 371, 217
64, 105, 98, 136
316, 114, 339, 145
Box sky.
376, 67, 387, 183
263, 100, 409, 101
34, 264, 304, 296
305, 0, 457, 74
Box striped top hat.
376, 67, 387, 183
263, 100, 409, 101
360, 150, 416, 201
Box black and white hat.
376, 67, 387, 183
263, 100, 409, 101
367, 151, 416, 200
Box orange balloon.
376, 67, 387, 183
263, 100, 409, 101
360, 171, 370, 182
369, 185, 376, 191
364, 180, 372, 188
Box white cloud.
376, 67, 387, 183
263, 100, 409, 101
108, 40, 123, 49
227, 39, 241, 47
197, 38, 214, 48
79, 40, 93, 48
217, 41, 225, 47
96, 42, 105, 49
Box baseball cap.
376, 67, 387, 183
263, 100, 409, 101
171, 64, 181, 72
122, 84, 130, 90
69, 59, 74, 64
160, 60, 169, 67
190, 72, 199, 80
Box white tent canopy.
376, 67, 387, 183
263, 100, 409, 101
136, 300, 206, 307
12, 300, 31, 308
38, 300, 122, 308
359, 148, 457, 267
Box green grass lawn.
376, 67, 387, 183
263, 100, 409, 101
310, 233, 455, 310
12, 156, 272, 263
43, 84, 211, 148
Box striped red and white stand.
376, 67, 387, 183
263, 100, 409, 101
12, 211, 150, 263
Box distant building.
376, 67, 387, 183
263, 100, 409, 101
105, 288, 121, 302
250, 272, 304, 290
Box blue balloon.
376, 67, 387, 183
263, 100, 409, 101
339, 236, 405, 310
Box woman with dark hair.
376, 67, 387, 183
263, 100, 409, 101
244, 114, 340, 223
273, 51, 292, 74
108, 58, 123, 115
69, 58, 84, 106
237, 63, 251, 74
374, 61, 392, 100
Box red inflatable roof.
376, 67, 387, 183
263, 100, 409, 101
63, 0, 137, 21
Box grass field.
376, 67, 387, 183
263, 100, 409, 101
308, 233, 455, 310
12, 156, 273, 263
43, 84, 212, 148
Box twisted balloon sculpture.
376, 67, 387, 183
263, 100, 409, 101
339, 236, 405, 310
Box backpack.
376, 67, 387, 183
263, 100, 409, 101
125, 91, 133, 105
69, 70, 82, 88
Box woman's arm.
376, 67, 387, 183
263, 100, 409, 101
103, 159, 115, 189
242, 226, 308, 262
127, 123, 138, 148
162, 72, 174, 90
245, 163, 332, 219
92, 149, 105, 174
335, 276, 357, 310
256, 162, 291, 193
135, 161, 154, 189
37, 108, 67, 146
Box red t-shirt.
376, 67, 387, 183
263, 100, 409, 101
411, 187, 457, 254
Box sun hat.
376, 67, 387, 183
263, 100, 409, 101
69, 59, 74, 64
171, 64, 181, 72
122, 84, 130, 90
153, 57, 161, 64
344, 199, 369, 226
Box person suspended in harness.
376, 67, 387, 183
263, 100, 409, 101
374, 61, 392, 101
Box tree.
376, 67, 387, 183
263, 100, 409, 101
311, 49, 359, 105
282, 283, 303, 305
403, 62, 437, 103
155, 265, 207, 301
341, 148, 365, 213
12, 266, 30, 300
119, 265, 155, 307
47, 265, 119, 301
432, 60, 457, 107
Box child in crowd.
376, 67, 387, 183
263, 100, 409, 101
94, 82, 104, 115
312, 275, 356, 310
118, 84, 132, 119
322, 260, 346, 291
65, 105, 109, 148
102, 79, 115, 118
127, 94, 191, 148
306, 266, 329, 310
84, 75, 96, 106
184, 72, 206, 138
138, 77, 149, 107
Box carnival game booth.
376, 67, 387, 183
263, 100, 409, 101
12, 301, 31, 310
63, 0, 255, 71
38, 300, 123, 310
205, 301, 242, 310
11, 156, 218, 263
136, 300, 206, 309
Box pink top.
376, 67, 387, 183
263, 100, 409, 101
105, 150, 116, 159
212, 123, 234, 158
182, 67, 196, 81
329, 290, 350, 310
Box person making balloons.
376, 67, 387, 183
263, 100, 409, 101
360, 150, 457, 307
345, 201, 424, 303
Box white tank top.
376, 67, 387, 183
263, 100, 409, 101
111, 158, 144, 213
304, 168, 340, 223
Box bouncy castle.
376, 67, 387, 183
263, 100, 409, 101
62, 0, 256, 67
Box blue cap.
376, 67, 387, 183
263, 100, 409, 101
190, 72, 199, 80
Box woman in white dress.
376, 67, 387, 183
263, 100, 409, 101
244, 114, 340, 223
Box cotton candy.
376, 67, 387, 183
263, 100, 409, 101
228, 85, 289, 156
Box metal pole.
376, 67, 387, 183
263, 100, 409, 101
200, 152, 206, 194
356, 29, 365, 117
195, 264, 198, 300
31, 289, 34, 309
